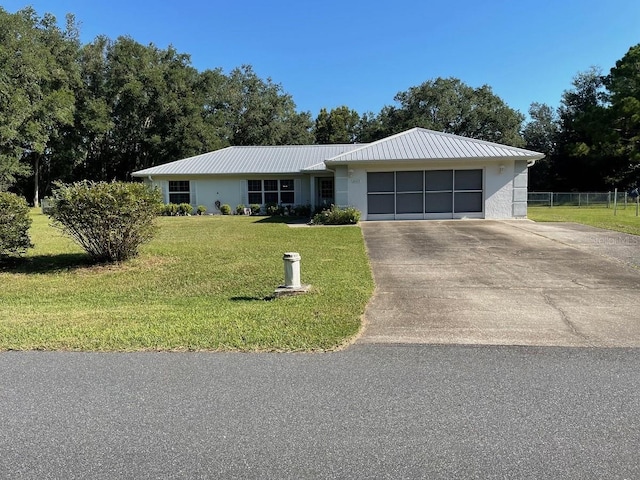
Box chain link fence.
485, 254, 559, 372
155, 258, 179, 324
528, 191, 639, 209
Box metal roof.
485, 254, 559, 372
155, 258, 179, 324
132, 144, 363, 176
326, 127, 545, 164
132, 128, 545, 177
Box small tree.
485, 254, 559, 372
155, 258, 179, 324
0, 192, 33, 261
50, 181, 162, 262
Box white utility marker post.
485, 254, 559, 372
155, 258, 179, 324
282, 252, 301, 288
275, 252, 310, 297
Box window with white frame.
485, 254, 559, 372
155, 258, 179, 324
168, 180, 190, 204
248, 179, 294, 205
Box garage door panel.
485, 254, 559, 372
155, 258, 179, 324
368, 194, 394, 214
425, 192, 453, 213
396, 171, 423, 192
454, 169, 483, 190
425, 170, 453, 191
396, 193, 424, 214
368, 172, 394, 192
454, 192, 483, 213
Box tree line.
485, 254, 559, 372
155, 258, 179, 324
1, 7, 638, 205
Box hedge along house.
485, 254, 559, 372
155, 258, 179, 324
132, 127, 544, 220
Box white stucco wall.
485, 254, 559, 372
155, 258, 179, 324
512, 160, 529, 218
484, 161, 515, 219
334, 166, 349, 206
146, 175, 311, 213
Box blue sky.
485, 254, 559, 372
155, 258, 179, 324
4, 0, 640, 120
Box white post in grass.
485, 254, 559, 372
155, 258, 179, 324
282, 252, 301, 288
614, 188, 618, 216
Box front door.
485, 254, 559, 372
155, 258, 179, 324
317, 177, 334, 208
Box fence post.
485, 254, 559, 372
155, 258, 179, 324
550, 192, 554, 208
607, 191, 610, 208
578, 193, 581, 208
614, 188, 618, 216
637, 195, 639, 217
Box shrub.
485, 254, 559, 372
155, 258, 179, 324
196, 205, 207, 215
236, 204, 245, 215
161, 203, 178, 216
312, 205, 361, 225
0, 192, 32, 260
292, 204, 311, 218
178, 203, 193, 216
266, 203, 284, 216
220, 204, 231, 215
50, 181, 162, 263
250, 204, 261, 215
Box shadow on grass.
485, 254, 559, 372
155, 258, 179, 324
253, 216, 310, 225
230, 295, 274, 302
0, 253, 93, 274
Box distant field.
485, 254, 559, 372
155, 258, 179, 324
0, 212, 373, 352
528, 205, 640, 236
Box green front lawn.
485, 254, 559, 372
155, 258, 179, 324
0, 212, 373, 351
528, 205, 640, 236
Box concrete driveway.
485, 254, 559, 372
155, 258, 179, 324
359, 220, 640, 347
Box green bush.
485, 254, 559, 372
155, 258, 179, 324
266, 203, 284, 216
161, 203, 179, 216
0, 192, 33, 260
178, 203, 193, 216
236, 204, 245, 215
50, 181, 162, 263
292, 204, 312, 218
250, 204, 261, 215
196, 205, 207, 215
220, 204, 231, 215
312, 205, 361, 225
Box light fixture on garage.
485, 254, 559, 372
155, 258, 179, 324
499, 164, 505, 174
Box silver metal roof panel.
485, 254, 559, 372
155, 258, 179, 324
325, 127, 545, 164
132, 144, 363, 177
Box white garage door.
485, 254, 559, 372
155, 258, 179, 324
367, 170, 484, 220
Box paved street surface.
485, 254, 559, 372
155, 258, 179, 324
360, 221, 640, 346
1, 346, 639, 479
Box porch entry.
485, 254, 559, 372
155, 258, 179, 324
366, 169, 484, 220
316, 177, 334, 208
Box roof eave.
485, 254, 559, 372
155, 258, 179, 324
325, 154, 545, 165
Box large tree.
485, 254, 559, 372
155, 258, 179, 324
370, 77, 525, 146
555, 67, 612, 190
69, 36, 221, 182
313, 106, 360, 144
604, 44, 640, 188
223, 65, 313, 146
523, 102, 560, 190
0, 7, 79, 201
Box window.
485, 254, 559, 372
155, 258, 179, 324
247, 179, 295, 205
280, 179, 294, 204
169, 181, 190, 204
248, 180, 262, 204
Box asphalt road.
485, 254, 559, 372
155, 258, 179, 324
2, 345, 639, 479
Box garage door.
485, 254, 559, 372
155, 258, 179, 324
367, 170, 483, 220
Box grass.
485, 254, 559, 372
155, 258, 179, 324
0, 212, 374, 351
528, 205, 640, 236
